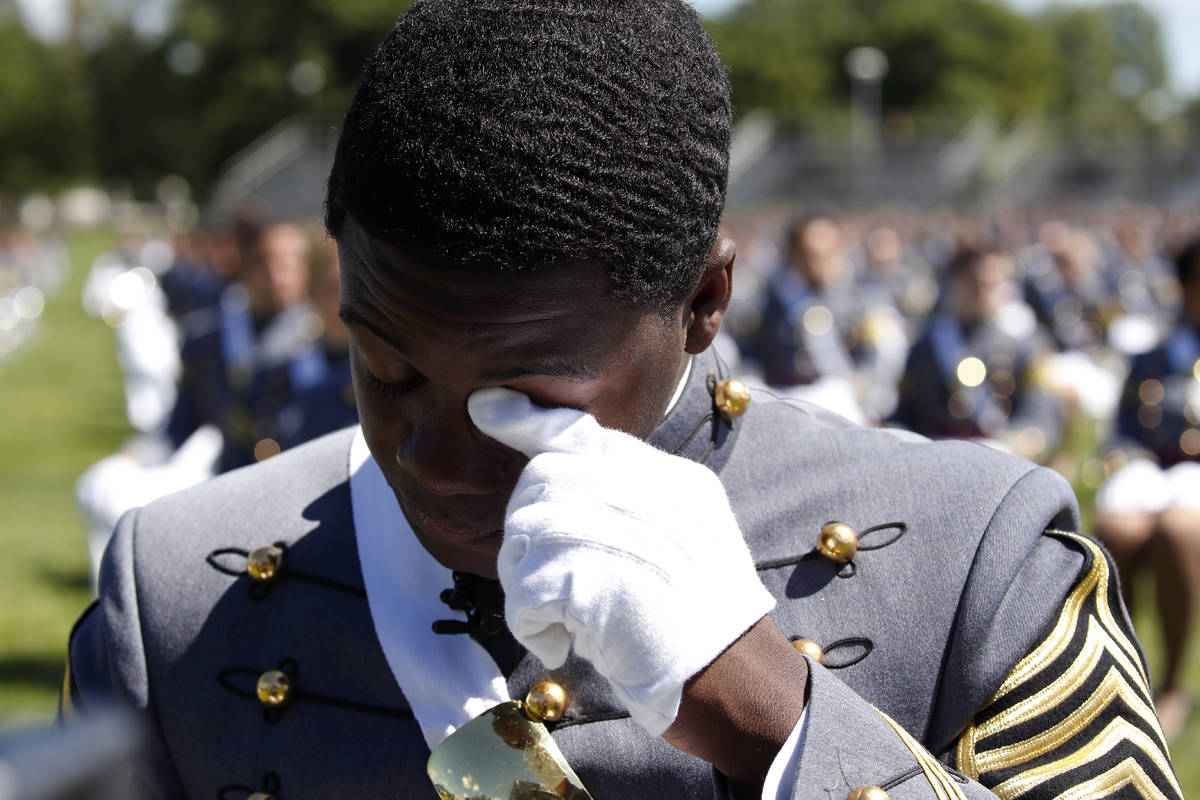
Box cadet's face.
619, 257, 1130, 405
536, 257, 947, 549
798, 219, 843, 286
251, 226, 311, 313
336, 216, 689, 578
959, 253, 1012, 321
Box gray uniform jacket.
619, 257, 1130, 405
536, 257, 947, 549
66, 350, 1180, 800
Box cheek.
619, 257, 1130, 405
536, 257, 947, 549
349, 358, 401, 451
587, 362, 680, 438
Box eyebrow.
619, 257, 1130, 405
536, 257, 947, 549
479, 360, 602, 382
339, 304, 602, 383
338, 305, 409, 355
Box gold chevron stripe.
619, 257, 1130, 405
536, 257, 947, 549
958, 725, 981, 779
973, 618, 1157, 746
955, 532, 1171, 796
992, 534, 1150, 706
973, 665, 1167, 774
876, 708, 966, 800
1051, 758, 1170, 800
1053, 532, 1149, 685
989, 551, 1100, 703
991, 717, 1182, 799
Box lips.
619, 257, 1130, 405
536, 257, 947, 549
413, 508, 503, 544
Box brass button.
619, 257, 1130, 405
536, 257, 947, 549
791, 638, 825, 664
256, 670, 291, 707
846, 787, 889, 800
713, 379, 751, 420
816, 522, 858, 564
247, 794, 276, 800
524, 681, 568, 722
246, 545, 284, 582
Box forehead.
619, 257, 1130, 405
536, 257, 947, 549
335, 216, 648, 352
260, 225, 307, 252
976, 253, 1013, 276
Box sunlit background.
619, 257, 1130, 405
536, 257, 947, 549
1, 0, 1199, 792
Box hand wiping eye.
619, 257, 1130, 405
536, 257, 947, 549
466, 386, 775, 737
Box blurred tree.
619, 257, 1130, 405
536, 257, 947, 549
707, 0, 1055, 130
865, 0, 1055, 123
704, 0, 847, 127
65, 0, 1187, 201
1040, 2, 1169, 139
85, 0, 414, 198
0, 0, 92, 193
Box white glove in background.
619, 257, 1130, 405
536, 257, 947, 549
468, 387, 775, 736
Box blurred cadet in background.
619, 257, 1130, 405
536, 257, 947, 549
1093, 237, 1200, 740
81, 226, 182, 436
0, 227, 66, 367
220, 233, 357, 469
1024, 223, 1113, 353
859, 222, 938, 338
166, 221, 313, 453
1111, 216, 1180, 321
751, 213, 907, 422
891, 243, 1065, 462
78, 211, 267, 439
158, 209, 268, 320
75, 220, 356, 588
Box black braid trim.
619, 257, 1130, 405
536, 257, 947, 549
205, 546, 367, 599
216, 660, 413, 722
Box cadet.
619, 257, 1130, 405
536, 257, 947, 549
1094, 236, 1200, 740
168, 222, 316, 469
753, 213, 907, 421
231, 235, 358, 467
892, 243, 1065, 462
65, 3, 1180, 799
1023, 226, 1112, 353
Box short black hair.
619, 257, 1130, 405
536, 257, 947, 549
325, 0, 731, 313
947, 242, 1008, 279
1175, 238, 1200, 288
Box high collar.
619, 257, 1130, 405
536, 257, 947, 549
647, 347, 742, 475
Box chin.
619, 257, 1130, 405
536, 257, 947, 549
382, 483, 506, 578
400, 504, 504, 579
418, 528, 504, 580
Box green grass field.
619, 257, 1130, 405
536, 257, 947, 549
0, 229, 1196, 789
0, 228, 127, 725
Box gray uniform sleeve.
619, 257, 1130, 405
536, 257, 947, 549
765, 465, 1182, 800
64, 507, 186, 798
952, 531, 1181, 800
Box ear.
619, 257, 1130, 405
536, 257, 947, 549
683, 236, 736, 355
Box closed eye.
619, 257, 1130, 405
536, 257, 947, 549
363, 367, 425, 398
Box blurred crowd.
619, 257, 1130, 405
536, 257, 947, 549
722, 204, 1197, 438
75, 212, 356, 589
0, 228, 67, 364
72, 201, 1200, 737
720, 202, 1200, 737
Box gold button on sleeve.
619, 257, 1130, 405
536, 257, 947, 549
246, 545, 284, 582
791, 638, 825, 664
817, 522, 858, 563
846, 787, 890, 800
256, 670, 292, 707
524, 680, 568, 722
247, 794, 276, 800
713, 379, 751, 420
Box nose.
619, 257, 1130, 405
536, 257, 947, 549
395, 399, 517, 496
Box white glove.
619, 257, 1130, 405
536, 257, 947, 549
468, 387, 775, 736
